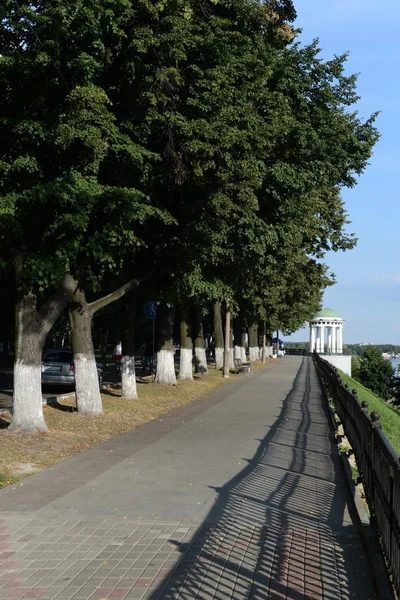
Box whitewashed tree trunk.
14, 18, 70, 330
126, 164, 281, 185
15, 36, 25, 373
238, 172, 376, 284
178, 305, 193, 381
70, 287, 103, 416
13, 362, 46, 433
156, 349, 176, 385
195, 347, 208, 374
74, 353, 102, 414
179, 348, 193, 380
121, 290, 138, 399
11, 271, 78, 433
248, 323, 259, 363
249, 347, 259, 362
241, 347, 247, 362
194, 308, 209, 375
234, 345, 242, 360
11, 298, 48, 433
213, 302, 224, 371
223, 308, 231, 378
229, 347, 235, 368
121, 355, 138, 399
215, 347, 224, 370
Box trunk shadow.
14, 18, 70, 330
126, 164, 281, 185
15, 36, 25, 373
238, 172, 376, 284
46, 399, 77, 412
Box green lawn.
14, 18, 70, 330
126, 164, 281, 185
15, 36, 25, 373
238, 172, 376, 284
0, 472, 18, 489
339, 371, 400, 456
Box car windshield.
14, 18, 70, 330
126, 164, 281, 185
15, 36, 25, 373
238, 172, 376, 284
42, 351, 73, 363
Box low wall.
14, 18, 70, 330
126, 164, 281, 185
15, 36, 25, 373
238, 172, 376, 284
322, 354, 352, 376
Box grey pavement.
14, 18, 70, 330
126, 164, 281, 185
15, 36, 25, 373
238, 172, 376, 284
0, 357, 377, 599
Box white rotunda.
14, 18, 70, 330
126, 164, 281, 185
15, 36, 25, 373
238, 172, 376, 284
309, 308, 344, 354
309, 308, 351, 375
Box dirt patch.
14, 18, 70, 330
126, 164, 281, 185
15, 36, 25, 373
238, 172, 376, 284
0, 361, 270, 480
10, 462, 42, 476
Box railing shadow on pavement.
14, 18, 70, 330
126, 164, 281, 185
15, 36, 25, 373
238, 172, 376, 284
146, 357, 376, 600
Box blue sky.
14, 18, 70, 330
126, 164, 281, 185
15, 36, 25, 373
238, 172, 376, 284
284, 0, 400, 345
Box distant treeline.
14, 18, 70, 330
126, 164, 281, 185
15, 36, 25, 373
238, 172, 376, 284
284, 342, 400, 356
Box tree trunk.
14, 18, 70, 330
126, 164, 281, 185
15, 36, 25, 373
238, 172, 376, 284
70, 286, 103, 415
223, 308, 231, 378
233, 319, 245, 361
121, 290, 137, 399
262, 321, 267, 363
213, 302, 224, 370
229, 328, 234, 368
241, 327, 247, 362
155, 302, 176, 385
193, 307, 208, 375
248, 322, 259, 362
11, 294, 47, 433
11, 267, 78, 433
178, 304, 193, 381
70, 273, 150, 412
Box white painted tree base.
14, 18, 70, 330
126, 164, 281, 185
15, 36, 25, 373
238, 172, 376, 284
215, 347, 224, 370
11, 362, 48, 433
195, 347, 208, 374
156, 350, 176, 385
241, 347, 247, 362
229, 348, 234, 368
178, 348, 193, 380
234, 346, 242, 360
121, 355, 138, 399
249, 347, 259, 362
75, 354, 103, 415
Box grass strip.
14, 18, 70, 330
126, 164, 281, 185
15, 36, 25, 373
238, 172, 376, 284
339, 370, 400, 456
0, 361, 269, 480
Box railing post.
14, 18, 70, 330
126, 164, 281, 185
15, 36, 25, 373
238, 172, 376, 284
371, 412, 381, 429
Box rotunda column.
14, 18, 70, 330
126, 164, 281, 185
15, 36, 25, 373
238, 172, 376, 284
310, 325, 316, 353
315, 326, 320, 353
331, 326, 337, 353
338, 325, 343, 354
327, 327, 332, 354
320, 325, 325, 353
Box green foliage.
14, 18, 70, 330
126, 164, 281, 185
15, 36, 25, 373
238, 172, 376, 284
0, 0, 170, 295
356, 347, 394, 401
351, 354, 360, 380
0, 0, 379, 335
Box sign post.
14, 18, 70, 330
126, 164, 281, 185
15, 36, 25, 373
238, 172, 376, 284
144, 302, 158, 380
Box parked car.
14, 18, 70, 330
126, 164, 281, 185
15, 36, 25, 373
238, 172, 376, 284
41, 349, 103, 388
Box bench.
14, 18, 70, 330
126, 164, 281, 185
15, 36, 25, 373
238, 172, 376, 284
234, 358, 251, 373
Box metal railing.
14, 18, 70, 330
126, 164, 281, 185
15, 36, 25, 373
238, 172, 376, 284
284, 349, 309, 356
314, 352, 400, 596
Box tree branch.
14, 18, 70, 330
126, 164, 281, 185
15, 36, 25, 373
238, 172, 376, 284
37, 273, 79, 340
88, 269, 155, 315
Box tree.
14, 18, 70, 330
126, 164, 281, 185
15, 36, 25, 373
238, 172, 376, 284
357, 348, 394, 400
0, 0, 169, 429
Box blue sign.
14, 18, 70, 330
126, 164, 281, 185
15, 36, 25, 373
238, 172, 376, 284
144, 301, 158, 320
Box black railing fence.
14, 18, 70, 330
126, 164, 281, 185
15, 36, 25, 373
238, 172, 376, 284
284, 348, 309, 355
314, 352, 400, 596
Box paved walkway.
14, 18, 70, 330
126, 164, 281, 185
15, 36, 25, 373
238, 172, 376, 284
0, 357, 377, 599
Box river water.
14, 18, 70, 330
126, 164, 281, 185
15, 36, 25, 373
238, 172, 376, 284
390, 358, 400, 373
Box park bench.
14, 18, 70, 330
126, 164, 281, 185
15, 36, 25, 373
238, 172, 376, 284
234, 358, 251, 373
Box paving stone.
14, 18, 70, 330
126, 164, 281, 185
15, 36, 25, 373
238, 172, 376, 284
0, 358, 379, 599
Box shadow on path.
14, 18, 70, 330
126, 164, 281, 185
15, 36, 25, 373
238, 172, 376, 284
147, 357, 376, 600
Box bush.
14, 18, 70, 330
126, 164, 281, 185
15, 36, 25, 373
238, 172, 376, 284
358, 347, 394, 400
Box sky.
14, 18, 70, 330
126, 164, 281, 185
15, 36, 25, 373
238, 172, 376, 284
284, 0, 400, 345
